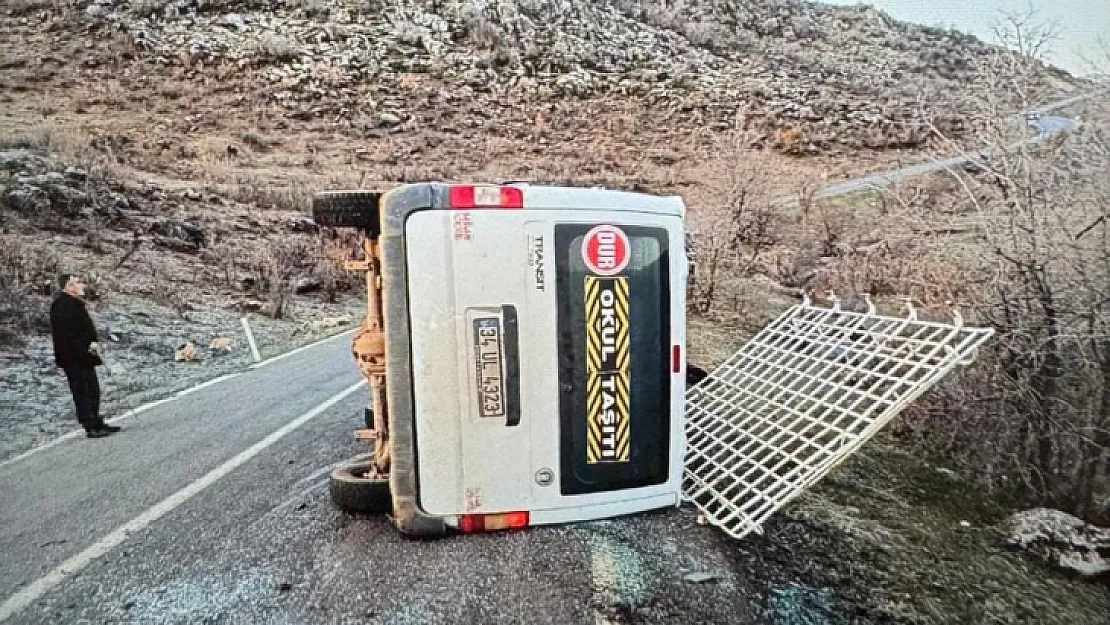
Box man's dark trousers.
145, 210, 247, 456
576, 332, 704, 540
50, 291, 105, 431
63, 365, 101, 430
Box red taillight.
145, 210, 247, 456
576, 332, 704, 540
672, 345, 682, 373
458, 514, 483, 533
458, 511, 530, 533
448, 185, 523, 209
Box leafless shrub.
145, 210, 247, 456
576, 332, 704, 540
240, 132, 273, 153
194, 0, 262, 12
146, 261, 188, 317
459, 5, 503, 51
220, 179, 312, 212
681, 21, 733, 53
878, 16, 1110, 523
0, 239, 59, 347
614, 0, 685, 31
157, 84, 185, 100
964, 7, 1062, 127
0, 128, 55, 152
390, 19, 428, 48
313, 230, 359, 303
689, 134, 776, 314
241, 236, 313, 319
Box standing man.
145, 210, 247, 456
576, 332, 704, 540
50, 273, 121, 438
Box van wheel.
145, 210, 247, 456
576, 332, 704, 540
312, 191, 381, 234
686, 364, 709, 387
329, 459, 391, 514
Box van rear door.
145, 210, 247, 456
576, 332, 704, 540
404, 195, 684, 524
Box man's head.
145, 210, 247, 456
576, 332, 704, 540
59, 273, 85, 298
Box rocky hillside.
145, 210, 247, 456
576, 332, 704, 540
7, 0, 1076, 155
0, 0, 1085, 452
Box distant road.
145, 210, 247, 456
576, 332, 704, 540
816, 90, 1101, 199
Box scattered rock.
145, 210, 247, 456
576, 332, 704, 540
1005, 508, 1110, 580
683, 571, 719, 583
378, 112, 402, 127
221, 13, 247, 31
0, 150, 48, 174
312, 315, 353, 332
237, 300, 266, 313
759, 17, 780, 36
150, 219, 206, 251
209, 336, 233, 352
63, 166, 87, 183
3, 187, 51, 214
293, 277, 323, 294
174, 342, 197, 362
286, 217, 318, 233
791, 16, 815, 39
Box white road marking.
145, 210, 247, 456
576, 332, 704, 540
0, 380, 365, 623
0, 328, 355, 469
174, 373, 241, 397
249, 328, 354, 369
584, 528, 647, 625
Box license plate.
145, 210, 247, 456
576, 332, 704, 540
473, 317, 506, 418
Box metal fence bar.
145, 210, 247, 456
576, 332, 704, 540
683, 297, 993, 539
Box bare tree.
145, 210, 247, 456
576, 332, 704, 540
899, 12, 1110, 521
806, 13, 1110, 523
689, 131, 776, 314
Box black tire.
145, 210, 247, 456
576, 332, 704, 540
686, 364, 709, 387
329, 459, 391, 514
312, 191, 382, 234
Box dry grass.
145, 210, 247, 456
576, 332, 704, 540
758, 445, 1110, 625
5, 0, 54, 16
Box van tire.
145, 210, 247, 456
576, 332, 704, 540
329, 459, 391, 515
312, 191, 381, 234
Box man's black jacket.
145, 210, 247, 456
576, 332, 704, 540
50, 292, 102, 369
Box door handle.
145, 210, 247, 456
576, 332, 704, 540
502, 304, 521, 427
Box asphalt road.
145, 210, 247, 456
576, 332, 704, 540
0, 333, 753, 625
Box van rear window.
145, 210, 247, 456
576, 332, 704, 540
555, 224, 671, 495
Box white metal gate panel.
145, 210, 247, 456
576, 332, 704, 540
683, 296, 993, 539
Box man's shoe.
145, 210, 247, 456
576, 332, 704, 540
86, 428, 113, 438
100, 424, 121, 433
